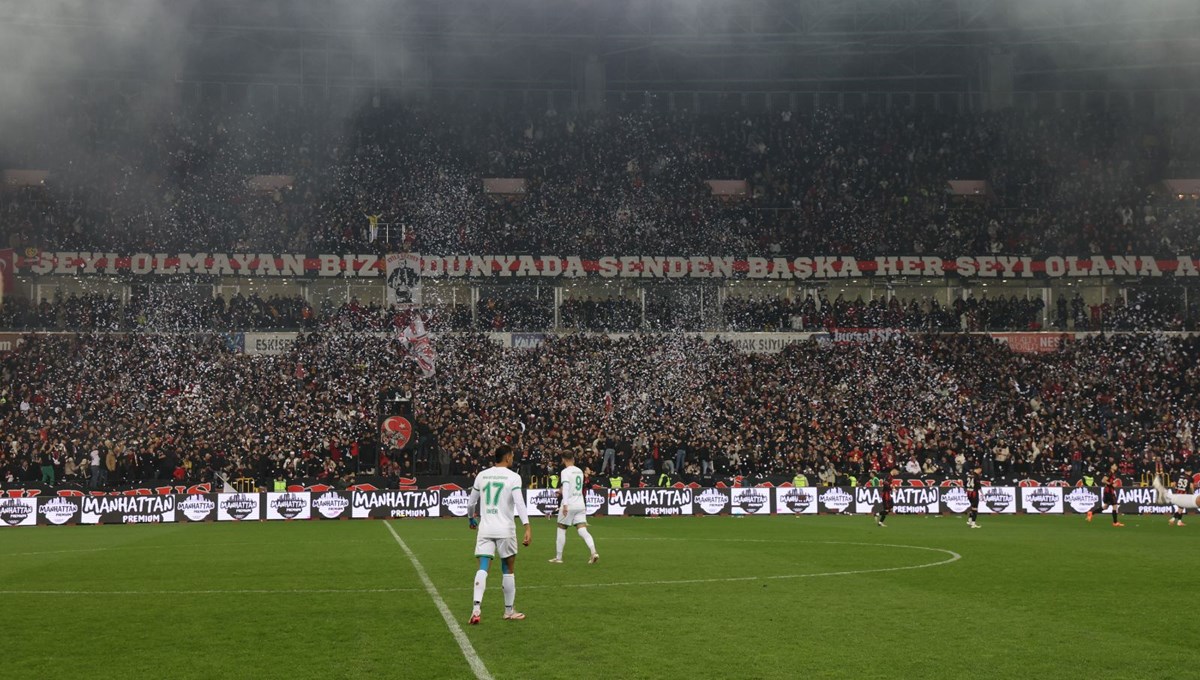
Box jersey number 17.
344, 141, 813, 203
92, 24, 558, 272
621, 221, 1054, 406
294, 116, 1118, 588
482, 481, 506, 508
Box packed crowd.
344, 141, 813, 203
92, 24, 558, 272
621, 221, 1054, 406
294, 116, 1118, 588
723, 293, 1046, 332
724, 290, 1193, 332
1, 331, 1196, 490
3, 284, 1192, 333
3, 97, 1198, 258
0, 290, 462, 333
560, 296, 642, 332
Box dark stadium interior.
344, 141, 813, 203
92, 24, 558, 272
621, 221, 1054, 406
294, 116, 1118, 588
6, 4, 1200, 679
0, 0, 1198, 492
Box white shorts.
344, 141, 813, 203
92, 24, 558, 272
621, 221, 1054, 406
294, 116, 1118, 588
558, 506, 588, 527
475, 536, 519, 559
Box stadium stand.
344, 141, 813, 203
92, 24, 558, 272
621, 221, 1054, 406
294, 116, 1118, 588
1, 332, 1197, 490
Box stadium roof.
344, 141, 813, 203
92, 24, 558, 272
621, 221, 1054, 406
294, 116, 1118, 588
1, 0, 1197, 94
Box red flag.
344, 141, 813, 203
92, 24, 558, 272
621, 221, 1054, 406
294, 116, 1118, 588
399, 314, 436, 378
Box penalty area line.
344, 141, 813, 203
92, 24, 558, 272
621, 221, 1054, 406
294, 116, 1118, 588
383, 520, 493, 680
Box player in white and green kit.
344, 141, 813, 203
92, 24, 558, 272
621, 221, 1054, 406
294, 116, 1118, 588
467, 444, 531, 624
549, 450, 599, 564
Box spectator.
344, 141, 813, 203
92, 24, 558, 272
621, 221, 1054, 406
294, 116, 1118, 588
0, 321, 1197, 491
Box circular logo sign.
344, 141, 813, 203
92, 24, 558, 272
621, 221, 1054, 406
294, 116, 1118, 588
313, 492, 350, 519
585, 490, 604, 515
1026, 489, 1058, 513
819, 488, 853, 513
983, 489, 1013, 512
40, 497, 79, 525
530, 490, 560, 517
695, 489, 729, 515
736, 489, 769, 514
942, 487, 971, 513
271, 493, 307, 519
221, 494, 257, 521
780, 488, 814, 514
0, 498, 33, 526
179, 495, 216, 521
441, 490, 472, 517
381, 416, 413, 449
1065, 488, 1099, 513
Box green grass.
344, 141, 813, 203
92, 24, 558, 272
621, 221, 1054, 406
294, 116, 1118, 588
0, 514, 1195, 679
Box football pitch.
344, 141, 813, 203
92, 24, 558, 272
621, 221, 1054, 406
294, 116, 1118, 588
1, 514, 1195, 680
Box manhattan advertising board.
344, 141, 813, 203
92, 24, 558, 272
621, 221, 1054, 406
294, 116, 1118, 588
0, 487, 1175, 527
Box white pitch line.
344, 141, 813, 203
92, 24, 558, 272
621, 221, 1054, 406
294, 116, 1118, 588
0, 540, 960, 596
383, 521, 493, 680
521, 542, 962, 590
